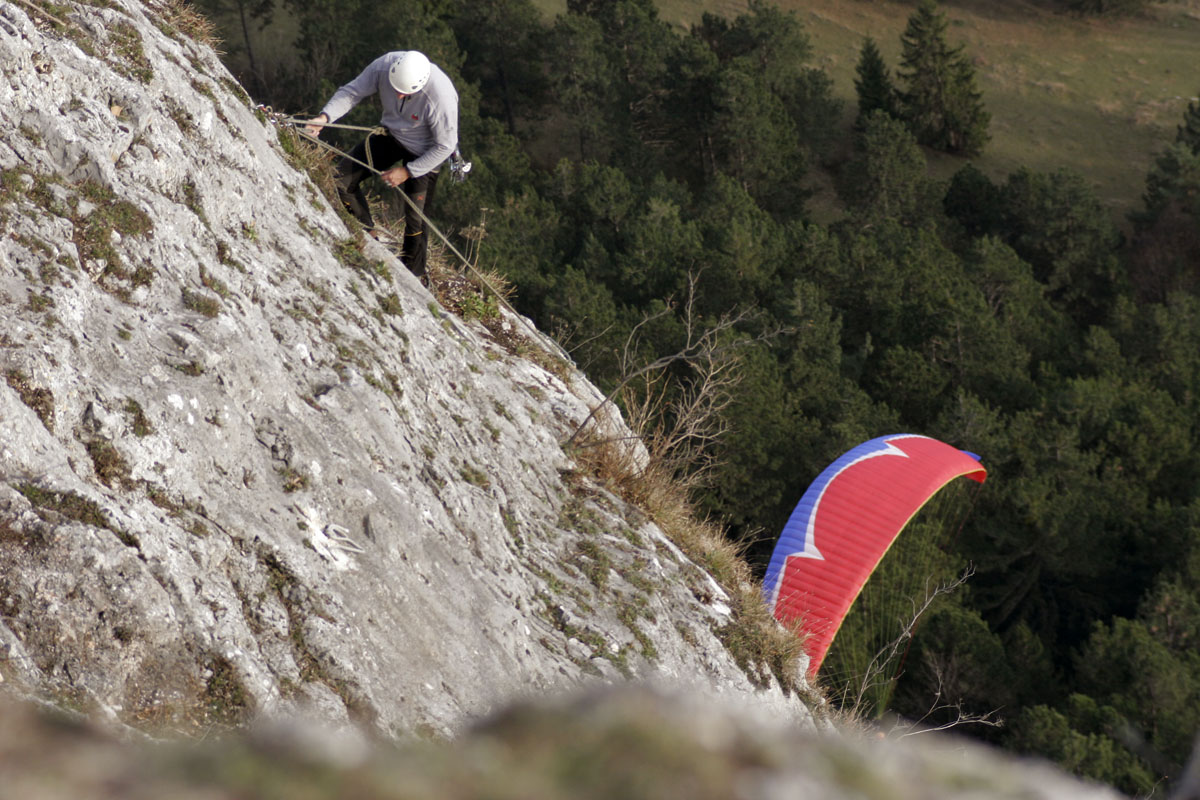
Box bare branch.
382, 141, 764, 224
893, 659, 1003, 738
619, 324, 743, 489
844, 566, 976, 721
831, 564, 1006, 738
564, 271, 786, 450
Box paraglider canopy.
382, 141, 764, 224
763, 434, 986, 678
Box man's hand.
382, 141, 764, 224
302, 113, 328, 137
381, 165, 410, 187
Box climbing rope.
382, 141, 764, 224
257, 106, 570, 363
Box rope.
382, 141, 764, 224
259, 107, 571, 363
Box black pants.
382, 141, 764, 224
334, 132, 439, 277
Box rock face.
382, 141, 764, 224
0, 0, 811, 736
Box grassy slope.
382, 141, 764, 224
533, 0, 1200, 223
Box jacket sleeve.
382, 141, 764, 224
319, 55, 387, 123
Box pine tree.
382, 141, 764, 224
944, 163, 1003, 238
1128, 142, 1200, 301
691, 0, 832, 218
897, 0, 990, 156
853, 37, 899, 127
944, 55, 991, 154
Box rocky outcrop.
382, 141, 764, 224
0, 0, 810, 736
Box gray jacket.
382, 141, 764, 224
320, 52, 459, 178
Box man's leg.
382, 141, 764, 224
334, 133, 405, 229
401, 169, 439, 277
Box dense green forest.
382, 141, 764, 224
195, 0, 1200, 793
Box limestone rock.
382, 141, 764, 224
0, 0, 808, 737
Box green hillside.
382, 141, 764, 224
536, 0, 1200, 222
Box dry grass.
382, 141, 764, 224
153, 0, 223, 51
4, 370, 55, 431
571, 427, 813, 697
277, 127, 340, 198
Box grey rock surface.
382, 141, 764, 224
0, 0, 810, 737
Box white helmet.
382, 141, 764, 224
388, 51, 431, 95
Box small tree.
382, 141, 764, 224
1127, 141, 1200, 301
1177, 91, 1200, 154
898, 0, 990, 156
943, 163, 1004, 238
853, 37, 900, 127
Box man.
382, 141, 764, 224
304, 50, 458, 279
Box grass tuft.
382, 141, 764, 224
152, 0, 222, 50
5, 370, 55, 431
182, 287, 221, 317
16, 483, 139, 549
85, 440, 132, 489
203, 655, 250, 725
108, 21, 154, 84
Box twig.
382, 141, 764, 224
564, 271, 784, 447
846, 566, 976, 720
893, 661, 1003, 738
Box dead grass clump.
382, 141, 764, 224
431, 262, 508, 324
155, 0, 222, 50
716, 588, 809, 694
85, 440, 132, 489
426, 250, 571, 380
202, 655, 251, 726
14, 483, 139, 549
181, 287, 222, 317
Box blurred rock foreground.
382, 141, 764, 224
0, 686, 1128, 800
1, 0, 801, 733
0, 0, 1134, 796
